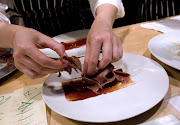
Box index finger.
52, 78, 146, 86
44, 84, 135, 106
98, 38, 112, 69
26, 44, 68, 69
25, 35, 66, 69
86, 39, 102, 76
40, 36, 65, 58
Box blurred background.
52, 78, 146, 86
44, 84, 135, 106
8, 0, 180, 37
78, 0, 180, 28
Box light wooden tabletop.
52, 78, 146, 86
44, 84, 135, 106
0, 20, 180, 125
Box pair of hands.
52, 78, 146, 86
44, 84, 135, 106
11, 3, 123, 78
12, 20, 122, 79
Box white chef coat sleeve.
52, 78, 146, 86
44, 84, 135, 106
0, 3, 10, 24
88, 0, 125, 19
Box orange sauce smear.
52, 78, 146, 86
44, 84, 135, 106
62, 38, 86, 50
62, 77, 135, 101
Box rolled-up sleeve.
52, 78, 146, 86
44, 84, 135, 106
0, 3, 10, 24
88, 0, 125, 19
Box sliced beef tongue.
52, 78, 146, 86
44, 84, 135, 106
92, 63, 114, 84
58, 55, 130, 94
82, 77, 102, 94
58, 55, 82, 77
83, 64, 130, 94
82, 64, 115, 94
63, 56, 82, 73
63, 56, 82, 74
114, 69, 130, 77
114, 69, 130, 83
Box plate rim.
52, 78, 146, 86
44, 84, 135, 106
148, 32, 180, 70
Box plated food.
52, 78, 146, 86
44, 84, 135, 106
62, 70, 134, 101
61, 63, 134, 101
42, 53, 169, 123
56, 52, 135, 101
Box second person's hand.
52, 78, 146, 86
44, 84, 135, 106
12, 26, 68, 78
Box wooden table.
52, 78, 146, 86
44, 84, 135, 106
0, 20, 180, 125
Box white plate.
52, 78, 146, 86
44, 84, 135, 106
40, 29, 89, 58
149, 32, 180, 70
42, 53, 169, 123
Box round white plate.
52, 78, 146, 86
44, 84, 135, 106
42, 53, 169, 123
40, 29, 89, 58
149, 32, 180, 70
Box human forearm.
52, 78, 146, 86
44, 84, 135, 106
95, 4, 118, 27
0, 22, 20, 48
84, 4, 122, 76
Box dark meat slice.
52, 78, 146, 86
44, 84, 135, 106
58, 54, 130, 94
114, 73, 129, 83
121, 77, 129, 83
114, 74, 124, 82
58, 55, 82, 76
91, 63, 114, 85
82, 77, 102, 94
63, 66, 72, 75
114, 69, 130, 77
101, 72, 116, 87
82, 77, 101, 86
87, 84, 101, 94
114, 69, 130, 83
63, 56, 82, 73
83, 65, 130, 94
81, 64, 115, 93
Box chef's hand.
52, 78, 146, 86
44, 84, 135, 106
12, 27, 68, 78
83, 4, 123, 76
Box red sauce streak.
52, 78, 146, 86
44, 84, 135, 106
61, 38, 86, 50
62, 77, 135, 101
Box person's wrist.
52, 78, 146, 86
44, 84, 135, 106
11, 24, 24, 49
95, 4, 117, 27
0, 22, 16, 48
94, 15, 113, 28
